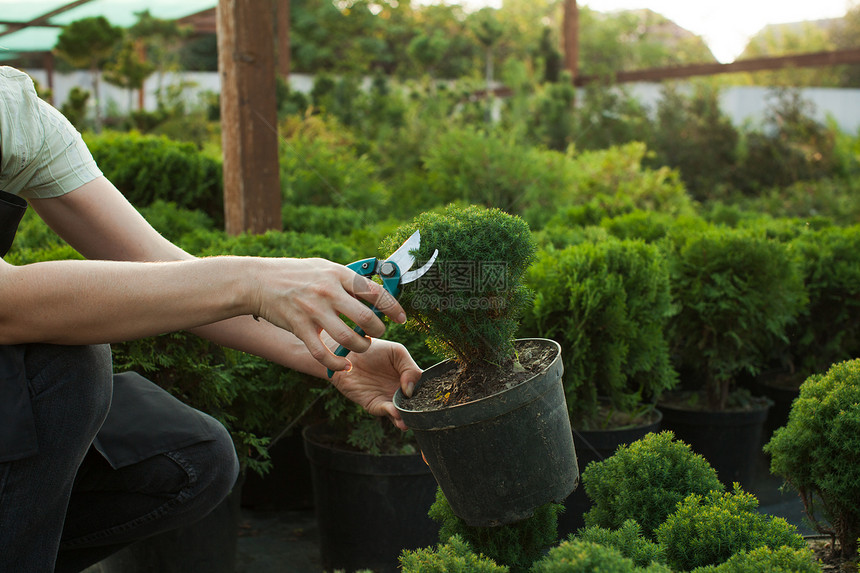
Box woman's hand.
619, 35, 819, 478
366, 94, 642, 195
329, 338, 422, 431
252, 258, 407, 374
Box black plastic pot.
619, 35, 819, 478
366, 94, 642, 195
753, 375, 801, 443
658, 398, 771, 489
302, 423, 439, 573
559, 409, 663, 537
393, 338, 579, 527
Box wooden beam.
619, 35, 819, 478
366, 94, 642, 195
0, 0, 94, 38
278, 0, 290, 81
575, 47, 860, 86
217, 0, 282, 235
563, 0, 578, 81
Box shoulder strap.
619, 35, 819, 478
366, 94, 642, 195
0, 190, 27, 257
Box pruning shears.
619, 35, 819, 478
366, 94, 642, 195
327, 230, 438, 378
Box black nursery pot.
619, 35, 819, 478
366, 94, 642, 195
659, 398, 771, 489
393, 338, 579, 527
302, 424, 438, 573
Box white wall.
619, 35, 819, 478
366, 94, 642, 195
19, 68, 860, 134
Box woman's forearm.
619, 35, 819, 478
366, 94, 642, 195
0, 256, 254, 345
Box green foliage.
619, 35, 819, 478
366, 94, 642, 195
278, 115, 389, 213
736, 89, 839, 194
429, 487, 562, 573
137, 200, 216, 245
527, 72, 577, 151
665, 226, 807, 409
655, 484, 807, 571
55, 16, 123, 70
729, 177, 860, 227
600, 210, 680, 243
530, 539, 671, 573
522, 238, 677, 425
382, 204, 537, 378
197, 229, 354, 263
581, 431, 724, 538
520, 142, 697, 231
765, 359, 860, 558
399, 535, 509, 573
785, 226, 860, 377
421, 126, 576, 216
60, 86, 91, 130
83, 131, 223, 223
574, 520, 665, 568
646, 83, 739, 202
690, 545, 819, 573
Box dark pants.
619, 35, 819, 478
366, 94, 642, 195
0, 344, 240, 573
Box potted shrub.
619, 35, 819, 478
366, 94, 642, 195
757, 225, 860, 438
764, 358, 860, 563
521, 236, 677, 534
389, 204, 578, 526
661, 225, 806, 487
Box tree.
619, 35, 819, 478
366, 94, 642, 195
54, 16, 124, 132
103, 39, 156, 112
128, 10, 191, 105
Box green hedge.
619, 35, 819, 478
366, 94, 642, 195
84, 130, 224, 224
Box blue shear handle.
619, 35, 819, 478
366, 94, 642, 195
326, 257, 401, 378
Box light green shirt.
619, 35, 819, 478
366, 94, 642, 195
0, 66, 102, 199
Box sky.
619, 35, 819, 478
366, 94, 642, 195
430, 0, 857, 63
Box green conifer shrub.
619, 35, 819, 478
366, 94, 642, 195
765, 359, 860, 559
689, 546, 818, 573
381, 204, 537, 396
665, 226, 807, 409
428, 487, 561, 573
581, 431, 723, 538
787, 226, 860, 377
655, 485, 807, 571
522, 237, 677, 426
399, 535, 509, 573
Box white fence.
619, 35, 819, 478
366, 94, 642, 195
19, 68, 860, 134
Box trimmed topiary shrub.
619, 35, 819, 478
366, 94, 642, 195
382, 204, 537, 399
655, 484, 807, 571
428, 487, 561, 573
581, 431, 723, 538
765, 358, 860, 559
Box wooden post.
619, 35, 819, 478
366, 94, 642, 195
217, 0, 282, 235
278, 0, 290, 81
563, 0, 579, 81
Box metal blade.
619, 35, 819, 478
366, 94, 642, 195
401, 248, 438, 284
385, 230, 422, 275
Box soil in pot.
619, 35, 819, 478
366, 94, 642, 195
399, 339, 558, 410
395, 339, 579, 527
